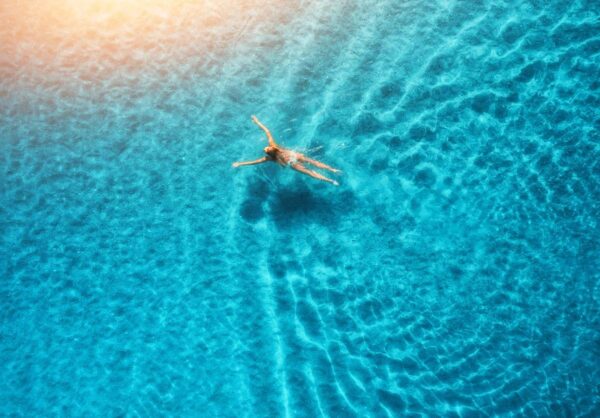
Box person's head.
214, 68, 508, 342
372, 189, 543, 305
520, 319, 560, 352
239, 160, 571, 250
264, 146, 277, 157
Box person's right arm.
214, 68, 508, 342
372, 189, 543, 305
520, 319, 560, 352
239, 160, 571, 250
232, 156, 269, 167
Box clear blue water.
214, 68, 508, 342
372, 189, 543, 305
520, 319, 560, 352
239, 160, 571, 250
2, 0, 600, 416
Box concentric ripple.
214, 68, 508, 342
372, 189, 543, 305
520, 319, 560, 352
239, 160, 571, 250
1, 0, 599, 416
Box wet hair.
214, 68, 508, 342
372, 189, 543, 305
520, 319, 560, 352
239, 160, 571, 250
264, 146, 277, 156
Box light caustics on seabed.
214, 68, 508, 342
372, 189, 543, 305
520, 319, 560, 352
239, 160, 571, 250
1, 0, 599, 416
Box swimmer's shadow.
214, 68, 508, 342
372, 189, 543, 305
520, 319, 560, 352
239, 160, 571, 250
267, 184, 354, 229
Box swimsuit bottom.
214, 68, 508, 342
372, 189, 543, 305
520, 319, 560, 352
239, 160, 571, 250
286, 154, 299, 166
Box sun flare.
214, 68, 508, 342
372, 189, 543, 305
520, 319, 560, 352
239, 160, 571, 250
3, 0, 263, 79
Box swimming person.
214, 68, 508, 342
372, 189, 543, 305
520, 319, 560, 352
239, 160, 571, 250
232, 116, 341, 186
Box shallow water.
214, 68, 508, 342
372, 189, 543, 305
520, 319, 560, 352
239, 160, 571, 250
2, 0, 599, 416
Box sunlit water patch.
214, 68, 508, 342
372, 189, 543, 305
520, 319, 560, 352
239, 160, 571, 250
1, 0, 599, 416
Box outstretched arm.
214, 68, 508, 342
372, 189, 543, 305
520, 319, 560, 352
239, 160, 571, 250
232, 156, 269, 167
251, 115, 277, 147
291, 162, 339, 186
300, 155, 341, 173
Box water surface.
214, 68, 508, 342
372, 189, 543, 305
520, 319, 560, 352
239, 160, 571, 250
1, 0, 599, 416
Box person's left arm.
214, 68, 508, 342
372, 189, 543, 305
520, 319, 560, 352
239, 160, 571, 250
251, 115, 277, 147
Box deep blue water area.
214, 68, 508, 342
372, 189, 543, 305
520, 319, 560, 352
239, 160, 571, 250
1, 0, 599, 416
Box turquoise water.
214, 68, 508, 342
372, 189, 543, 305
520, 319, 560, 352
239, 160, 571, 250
2, 0, 600, 416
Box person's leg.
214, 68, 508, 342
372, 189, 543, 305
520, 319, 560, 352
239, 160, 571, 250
301, 156, 340, 173
291, 163, 339, 185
